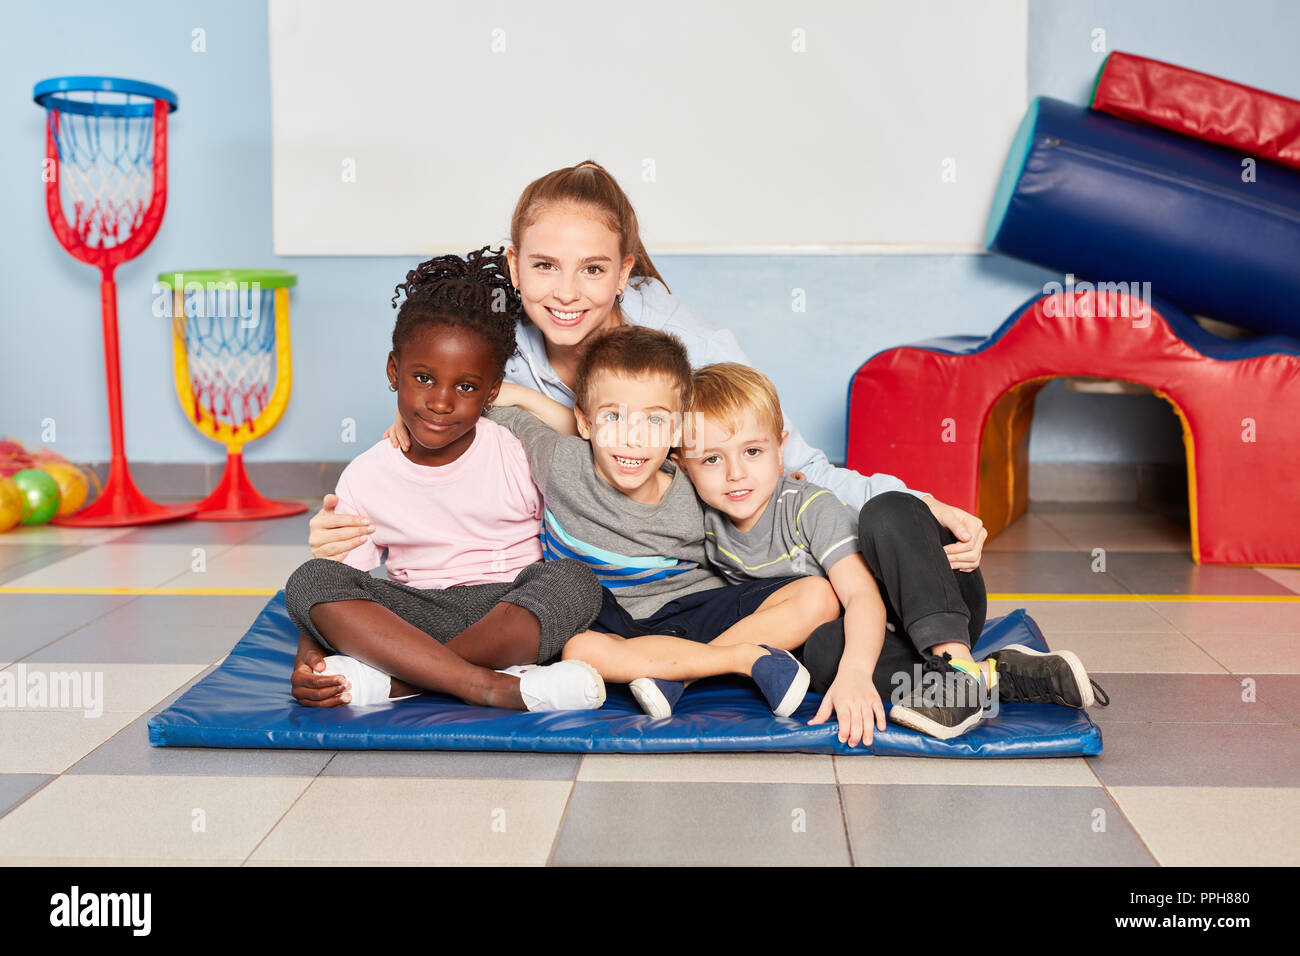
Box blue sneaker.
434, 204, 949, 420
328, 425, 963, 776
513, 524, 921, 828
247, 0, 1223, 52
630, 677, 685, 718
752, 645, 810, 717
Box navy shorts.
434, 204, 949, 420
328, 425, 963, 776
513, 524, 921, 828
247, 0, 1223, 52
590, 576, 805, 643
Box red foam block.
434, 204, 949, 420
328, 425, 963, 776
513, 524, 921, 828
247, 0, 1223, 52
1091, 51, 1300, 170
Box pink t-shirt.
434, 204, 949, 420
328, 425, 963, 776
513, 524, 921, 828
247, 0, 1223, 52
334, 418, 544, 589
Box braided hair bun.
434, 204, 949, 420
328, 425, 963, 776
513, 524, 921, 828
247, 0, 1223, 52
390, 245, 522, 375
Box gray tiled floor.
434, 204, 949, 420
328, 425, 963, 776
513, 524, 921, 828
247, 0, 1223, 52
1028, 501, 1148, 514
1, 502, 1297, 865
241, 513, 318, 546
1103, 552, 1297, 596
109, 520, 277, 547
1086, 673, 1288, 725
27, 597, 266, 664
0, 594, 136, 659
67, 712, 335, 777
321, 750, 582, 780
1254, 676, 1300, 724
0, 546, 105, 586
978, 551, 1129, 594
30, 623, 251, 666
0, 542, 88, 576
1087, 722, 1300, 788
0, 774, 52, 817
551, 782, 851, 865
840, 785, 1156, 866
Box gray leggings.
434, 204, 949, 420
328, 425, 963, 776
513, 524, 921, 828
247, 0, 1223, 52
284, 557, 602, 665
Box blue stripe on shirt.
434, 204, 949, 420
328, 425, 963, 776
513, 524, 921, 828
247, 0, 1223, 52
539, 520, 697, 586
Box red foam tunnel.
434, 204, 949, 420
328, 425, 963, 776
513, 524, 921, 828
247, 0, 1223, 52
846, 289, 1300, 567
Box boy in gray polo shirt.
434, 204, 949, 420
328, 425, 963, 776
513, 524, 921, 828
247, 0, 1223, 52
676, 364, 1107, 745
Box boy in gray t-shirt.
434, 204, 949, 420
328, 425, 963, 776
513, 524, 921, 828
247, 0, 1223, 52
488, 404, 721, 620
703, 475, 862, 586
487, 327, 838, 720
678, 364, 1107, 746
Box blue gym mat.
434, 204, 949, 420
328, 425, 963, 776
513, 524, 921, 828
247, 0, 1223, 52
147, 592, 1102, 757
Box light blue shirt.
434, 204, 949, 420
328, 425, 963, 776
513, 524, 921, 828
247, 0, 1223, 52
502, 277, 927, 511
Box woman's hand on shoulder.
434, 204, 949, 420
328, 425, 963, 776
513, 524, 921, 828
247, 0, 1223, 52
308, 493, 375, 561
382, 414, 411, 451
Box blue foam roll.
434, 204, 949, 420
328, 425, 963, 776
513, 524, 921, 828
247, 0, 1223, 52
147, 592, 1102, 758
986, 96, 1300, 338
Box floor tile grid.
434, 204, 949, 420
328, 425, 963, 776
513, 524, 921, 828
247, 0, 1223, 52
1257, 695, 1300, 729
239, 752, 344, 866
1030, 510, 1186, 554
0, 594, 144, 668
0, 536, 247, 594
1081, 758, 1165, 866
542, 761, 581, 867
1018, 511, 1299, 597
1140, 599, 1300, 728
0, 658, 1272, 863
2, 507, 1296, 865
0, 723, 1284, 865
0, 774, 59, 820
555, 754, 855, 866
1043, 614, 1298, 864
830, 740, 1162, 868
829, 752, 859, 867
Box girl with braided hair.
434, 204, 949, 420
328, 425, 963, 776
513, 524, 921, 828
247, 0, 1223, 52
284, 246, 607, 711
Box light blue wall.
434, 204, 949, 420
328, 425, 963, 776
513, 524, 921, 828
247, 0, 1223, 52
4, 1, 1297, 468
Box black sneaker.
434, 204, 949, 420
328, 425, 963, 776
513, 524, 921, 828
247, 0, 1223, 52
889, 653, 993, 740
990, 645, 1110, 708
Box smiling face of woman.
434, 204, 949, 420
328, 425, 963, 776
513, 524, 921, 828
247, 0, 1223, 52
507, 203, 636, 352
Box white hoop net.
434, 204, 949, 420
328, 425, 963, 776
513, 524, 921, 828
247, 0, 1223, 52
47, 91, 157, 248
175, 286, 278, 433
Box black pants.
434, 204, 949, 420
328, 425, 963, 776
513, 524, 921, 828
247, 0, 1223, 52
800, 491, 988, 699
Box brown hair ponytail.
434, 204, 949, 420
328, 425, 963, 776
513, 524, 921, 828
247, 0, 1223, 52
509, 160, 670, 303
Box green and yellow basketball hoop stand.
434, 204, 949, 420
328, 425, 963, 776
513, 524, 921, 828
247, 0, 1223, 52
159, 269, 306, 520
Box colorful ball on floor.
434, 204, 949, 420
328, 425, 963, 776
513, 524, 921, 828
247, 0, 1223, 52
41, 462, 89, 517
12, 468, 61, 525
0, 477, 24, 532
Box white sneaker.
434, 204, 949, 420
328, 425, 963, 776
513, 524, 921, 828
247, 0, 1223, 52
321, 655, 416, 706
499, 660, 606, 712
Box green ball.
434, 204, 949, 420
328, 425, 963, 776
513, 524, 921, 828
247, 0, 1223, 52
13, 468, 61, 525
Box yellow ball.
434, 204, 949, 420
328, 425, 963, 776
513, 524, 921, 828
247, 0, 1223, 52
0, 477, 23, 533
42, 462, 89, 517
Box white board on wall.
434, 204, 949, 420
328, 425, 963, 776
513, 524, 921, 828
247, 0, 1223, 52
268, 0, 1026, 255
